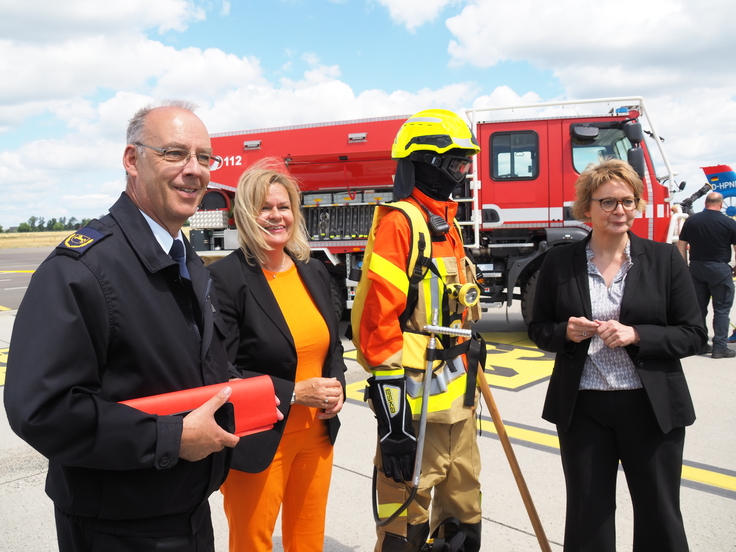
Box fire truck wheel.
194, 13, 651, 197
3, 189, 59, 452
520, 268, 540, 326
330, 276, 346, 321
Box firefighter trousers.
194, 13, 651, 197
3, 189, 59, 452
374, 414, 482, 552
221, 422, 334, 552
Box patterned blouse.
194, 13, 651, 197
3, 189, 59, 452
579, 240, 643, 391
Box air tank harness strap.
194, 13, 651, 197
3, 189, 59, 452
423, 331, 486, 407
464, 332, 486, 407
399, 232, 429, 332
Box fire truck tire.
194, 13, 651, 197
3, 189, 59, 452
330, 276, 346, 321
520, 269, 540, 326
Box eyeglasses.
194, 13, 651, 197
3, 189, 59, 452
591, 197, 640, 212
134, 142, 222, 170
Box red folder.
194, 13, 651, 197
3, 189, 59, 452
121, 376, 277, 437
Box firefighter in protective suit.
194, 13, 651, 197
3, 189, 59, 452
352, 109, 484, 552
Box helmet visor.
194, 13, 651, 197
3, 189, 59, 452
443, 155, 473, 182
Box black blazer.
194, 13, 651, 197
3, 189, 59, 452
208, 249, 346, 473
528, 232, 706, 434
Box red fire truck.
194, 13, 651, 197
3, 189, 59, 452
191, 97, 683, 323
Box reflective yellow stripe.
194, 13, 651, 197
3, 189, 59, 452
374, 369, 404, 378
377, 502, 408, 520
369, 253, 409, 296
407, 372, 468, 413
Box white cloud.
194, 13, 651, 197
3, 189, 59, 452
302, 52, 322, 66
0, 37, 266, 116
0, 0, 205, 41
375, 0, 461, 31
200, 70, 479, 134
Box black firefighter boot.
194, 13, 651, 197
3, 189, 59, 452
381, 522, 431, 552
458, 522, 481, 552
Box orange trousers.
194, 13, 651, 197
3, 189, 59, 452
221, 422, 334, 552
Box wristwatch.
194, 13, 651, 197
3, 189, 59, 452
290, 390, 296, 405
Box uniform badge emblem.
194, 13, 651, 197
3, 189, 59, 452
57, 226, 107, 255
64, 233, 95, 248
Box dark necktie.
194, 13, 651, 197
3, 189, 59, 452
169, 239, 190, 279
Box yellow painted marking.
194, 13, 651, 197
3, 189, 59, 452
479, 331, 537, 348
477, 415, 561, 450
482, 341, 554, 390
477, 417, 736, 493
477, 331, 555, 390
682, 465, 736, 493
0, 270, 35, 273
0, 306, 10, 311
0, 348, 7, 387
346, 380, 368, 402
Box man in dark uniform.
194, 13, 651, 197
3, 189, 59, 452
677, 191, 736, 359
3, 102, 254, 551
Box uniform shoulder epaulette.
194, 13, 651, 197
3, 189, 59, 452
56, 226, 110, 258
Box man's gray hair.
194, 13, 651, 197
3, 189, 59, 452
126, 100, 199, 145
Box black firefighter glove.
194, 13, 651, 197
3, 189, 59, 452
367, 376, 417, 482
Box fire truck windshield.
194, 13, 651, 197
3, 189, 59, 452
571, 125, 632, 174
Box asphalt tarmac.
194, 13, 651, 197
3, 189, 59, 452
0, 250, 734, 551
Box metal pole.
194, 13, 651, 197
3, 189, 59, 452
476, 363, 552, 552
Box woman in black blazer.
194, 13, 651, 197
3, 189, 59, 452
208, 159, 347, 552
528, 159, 705, 552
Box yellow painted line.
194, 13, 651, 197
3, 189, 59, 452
0, 270, 35, 273
480, 414, 736, 494
0, 306, 10, 311
0, 348, 7, 387
477, 415, 561, 450
682, 465, 736, 493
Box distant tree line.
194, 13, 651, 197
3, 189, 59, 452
13, 216, 93, 233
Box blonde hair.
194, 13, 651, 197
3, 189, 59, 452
571, 158, 648, 222
232, 158, 311, 266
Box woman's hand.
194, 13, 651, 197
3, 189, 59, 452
566, 316, 600, 343
595, 320, 640, 348
293, 377, 344, 411
318, 390, 344, 420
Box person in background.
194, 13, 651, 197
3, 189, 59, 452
528, 159, 705, 552
4, 102, 253, 551
676, 191, 736, 358
352, 109, 484, 552
208, 158, 346, 552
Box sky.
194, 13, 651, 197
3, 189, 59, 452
0, 0, 735, 229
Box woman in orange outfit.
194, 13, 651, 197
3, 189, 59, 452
208, 158, 346, 552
